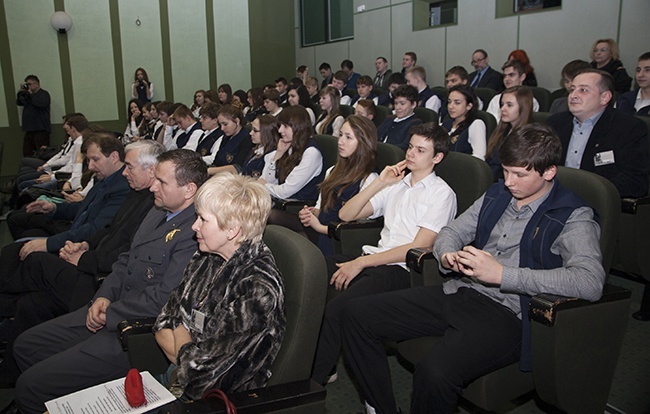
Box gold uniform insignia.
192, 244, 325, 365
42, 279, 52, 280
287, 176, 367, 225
201, 149, 207, 156
165, 229, 181, 242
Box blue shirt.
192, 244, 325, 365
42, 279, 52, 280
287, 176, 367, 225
565, 109, 605, 169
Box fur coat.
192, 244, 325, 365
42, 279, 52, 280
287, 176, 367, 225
153, 240, 285, 399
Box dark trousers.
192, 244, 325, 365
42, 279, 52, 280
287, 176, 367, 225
7, 208, 70, 240
14, 307, 131, 414
23, 130, 50, 157
311, 254, 410, 383
0, 252, 97, 383
341, 286, 522, 414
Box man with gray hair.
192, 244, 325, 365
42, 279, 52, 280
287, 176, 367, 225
0, 140, 165, 385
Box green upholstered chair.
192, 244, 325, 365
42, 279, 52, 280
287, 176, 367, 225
476, 110, 497, 143
550, 88, 567, 102
531, 86, 552, 112
431, 86, 448, 105
119, 225, 328, 413
339, 104, 354, 118
532, 111, 552, 124
400, 167, 630, 413
611, 115, 650, 320
413, 107, 439, 124
373, 105, 390, 127
474, 88, 496, 109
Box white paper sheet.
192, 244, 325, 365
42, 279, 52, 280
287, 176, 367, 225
45, 371, 176, 414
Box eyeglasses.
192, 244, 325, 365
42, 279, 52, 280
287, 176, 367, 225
471, 56, 486, 65
593, 48, 610, 54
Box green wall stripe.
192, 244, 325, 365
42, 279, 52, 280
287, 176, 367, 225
108, 1, 126, 125
159, 0, 173, 102
0, 1, 19, 128
205, 0, 217, 90
616, 0, 623, 43
54, 0, 74, 115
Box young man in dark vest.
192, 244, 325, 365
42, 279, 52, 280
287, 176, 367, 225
339, 123, 606, 414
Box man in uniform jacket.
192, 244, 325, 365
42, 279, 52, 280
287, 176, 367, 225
12, 149, 208, 414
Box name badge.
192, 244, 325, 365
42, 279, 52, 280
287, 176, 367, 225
594, 150, 615, 167
190, 309, 205, 333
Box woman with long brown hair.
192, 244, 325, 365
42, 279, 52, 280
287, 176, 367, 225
299, 115, 378, 254
315, 86, 345, 137
486, 85, 534, 180
260, 105, 323, 201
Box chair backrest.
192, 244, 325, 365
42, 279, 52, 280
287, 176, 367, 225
413, 107, 439, 124
263, 225, 327, 385
373, 105, 390, 127
431, 86, 448, 105
476, 110, 497, 142
434, 151, 493, 216
474, 88, 496, 108
555, 166, 621, 273
339, 104, 354, 118
532, 111, 551, 124
313, 134, 339, 171
531, 87, 552, 112
550, 88, 567, 102
312, 104, 323, 120
376, 142, 405, 171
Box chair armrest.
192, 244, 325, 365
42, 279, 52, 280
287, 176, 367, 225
275, 199, 317, 211
621, 195, 650, 214
327, 218, 385, 256
406, 247, 447, 287
327, 217, 384, 240
406, 247, 433, 274
117, 317, 157, 351
529, 284, 631, 327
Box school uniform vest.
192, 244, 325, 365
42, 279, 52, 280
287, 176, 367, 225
442, 118, 473, 155
475, 181, 591, 371
377, 115, 422, 150
418, 86, 436, 108
280, 139, 324, 201
316, 177, 364, 255
195, 129, 223, 157
212, 127, 251, 167
135, 82, 151, 103
242, 149, 267, 178
176, 122, 203, 149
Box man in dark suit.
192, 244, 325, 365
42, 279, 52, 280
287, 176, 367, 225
0, 140, 165, 384
468, 49, 503, 92
6, 133, 130, 250
547, 68, 649, 198
12, 150, 208, 414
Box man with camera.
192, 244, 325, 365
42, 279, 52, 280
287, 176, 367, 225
16, 75, 51, 157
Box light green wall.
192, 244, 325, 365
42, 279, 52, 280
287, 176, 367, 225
67, 0, 118, 122
168, 0, 210, 104
0, 0, 286, 177
119, 0, 165, 106
0, 53, 8, 128
215, 1, 252, 91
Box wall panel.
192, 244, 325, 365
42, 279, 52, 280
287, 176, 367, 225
66, 0, 118, 121
618, 0, 650, 74
168, 0, 210, 105
350, 8, 392, 78
119, 0, 165, 102
214, 1, 252, 90
0, 56, 8, 128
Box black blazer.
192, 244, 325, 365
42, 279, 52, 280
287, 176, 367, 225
547, 106, 650, 198
469, 66, 503, 92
